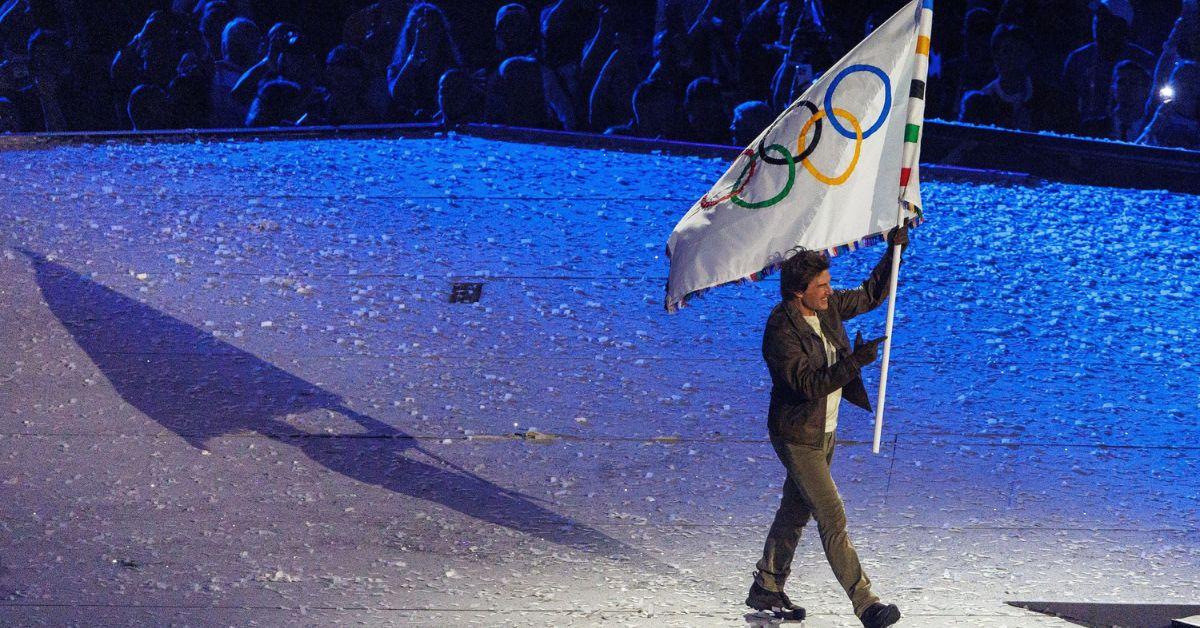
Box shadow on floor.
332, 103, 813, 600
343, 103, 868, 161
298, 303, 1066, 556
24, 250, 641, 562
1009, 601, 1200, 628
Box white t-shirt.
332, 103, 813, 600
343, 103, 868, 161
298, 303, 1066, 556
803, 315, 841, 433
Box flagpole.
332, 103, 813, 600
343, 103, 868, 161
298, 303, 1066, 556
874, 0, 931, 454
872, 206, 904, 454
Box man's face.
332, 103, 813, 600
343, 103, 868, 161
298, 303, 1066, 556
799, 270, 833, 312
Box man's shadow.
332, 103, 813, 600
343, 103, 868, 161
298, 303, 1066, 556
24, 250, 638, 561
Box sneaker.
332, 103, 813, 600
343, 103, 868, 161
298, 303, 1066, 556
746, 582, 805, 620
860, 602, 901, 628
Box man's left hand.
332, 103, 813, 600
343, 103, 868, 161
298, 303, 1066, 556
887, 224, 909, 249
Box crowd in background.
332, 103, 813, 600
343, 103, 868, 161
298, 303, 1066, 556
0, 0, 1197, 150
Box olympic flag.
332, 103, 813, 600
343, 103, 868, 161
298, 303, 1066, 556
664, 0, 931, 311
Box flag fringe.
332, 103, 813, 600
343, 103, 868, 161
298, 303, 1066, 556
665, 214, 924, 312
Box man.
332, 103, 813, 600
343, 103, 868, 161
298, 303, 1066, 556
1061, 0, 1154, 122
729, 100, 773, 146
1137, 60, 1200, 150
683, 77, 730, 145
746, 226, 907, 628
1080, 59, 1151, 141
603, 77, 681, 139
959, 24, 1067, 132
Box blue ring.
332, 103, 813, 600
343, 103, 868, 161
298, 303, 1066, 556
823, 64, 891, 139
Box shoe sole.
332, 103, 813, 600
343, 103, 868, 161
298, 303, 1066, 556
745, 605, 805, 621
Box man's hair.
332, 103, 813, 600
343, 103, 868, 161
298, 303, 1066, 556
779, 250, 829, 299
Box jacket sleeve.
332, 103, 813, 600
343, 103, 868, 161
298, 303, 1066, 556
764, 322, 861, 401
834, 245, 899, 321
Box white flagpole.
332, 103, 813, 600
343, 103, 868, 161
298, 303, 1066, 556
873, 0, 931, 454
872, 205, 904, 454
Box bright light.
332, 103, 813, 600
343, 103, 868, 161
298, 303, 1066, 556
1159, 85, 1175, 102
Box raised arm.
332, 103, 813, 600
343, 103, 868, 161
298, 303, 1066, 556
834, 225, 908, 320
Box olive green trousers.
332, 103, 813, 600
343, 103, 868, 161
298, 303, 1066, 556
754, 431, 879, 617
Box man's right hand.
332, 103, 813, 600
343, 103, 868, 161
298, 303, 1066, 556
851, 331, 887, 367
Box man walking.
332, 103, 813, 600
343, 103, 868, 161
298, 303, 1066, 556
745, 226, 908, 628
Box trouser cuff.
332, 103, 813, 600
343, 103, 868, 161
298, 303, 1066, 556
853, 594, 881, 618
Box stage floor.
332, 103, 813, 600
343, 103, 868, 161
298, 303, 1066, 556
1, 133, 1197, 626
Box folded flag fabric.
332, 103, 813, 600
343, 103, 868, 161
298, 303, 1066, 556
665, 0, 932, 312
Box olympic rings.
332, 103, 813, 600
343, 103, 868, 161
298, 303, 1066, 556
759, 100, 821, 165
699, 149, 758, 208
798, 108, 862, 186
698, 64, 889, 210
823, 64, 891, 139
732, 143, 794, 209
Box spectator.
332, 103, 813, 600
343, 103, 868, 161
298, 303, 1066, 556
308, 44, 379, 126
1002, 0, 1091, 85
209, 17, 261, 127
770, 8, 836, 113
434, 67, 481, 126
1148, 3, 1200, 114
540, 0, 597, 128
127, 83, 169, 130
604, 77, 680, 140
495, 3, 534, 61
735, 0, 784, 104
246, 77, 300, 127
111, 11, 191, 94
936, 8, 996, 120
387, 2, 461, 122
169, 51, 212, 128
540, 0, 595, 71
684, 76, 730, 144
198, 2, 235, 61
0, 0, 1194, 142
1062, 0, 1155, 122
231, 23, 317, 109
730, 99, 772, 146
341, 2, 401, 126
647, 28, 695, 102
26, 28, 91, 131
587, 29, 639, 133
685, 0, 739, 91
488, 55, 551, 129
579, 3, 613, 108
139, 36, 186, 90
0, 0, 72, 56
960, 24, 1066, 132
1138, 60, 1200, 149
343, 0, 407, 73
486, 3, 575, 130
1080, 59, 1151, 141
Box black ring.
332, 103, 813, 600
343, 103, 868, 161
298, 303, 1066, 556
758, 100, 821, 165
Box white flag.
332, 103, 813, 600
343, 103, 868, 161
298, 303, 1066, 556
665, 0, 931, 311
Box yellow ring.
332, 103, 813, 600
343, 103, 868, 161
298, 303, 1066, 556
797, 108, 863, 186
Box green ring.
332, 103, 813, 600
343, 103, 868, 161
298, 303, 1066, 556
732, 143, 795, 209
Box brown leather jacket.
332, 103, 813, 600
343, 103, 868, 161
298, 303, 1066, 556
762, 247, 899, 446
